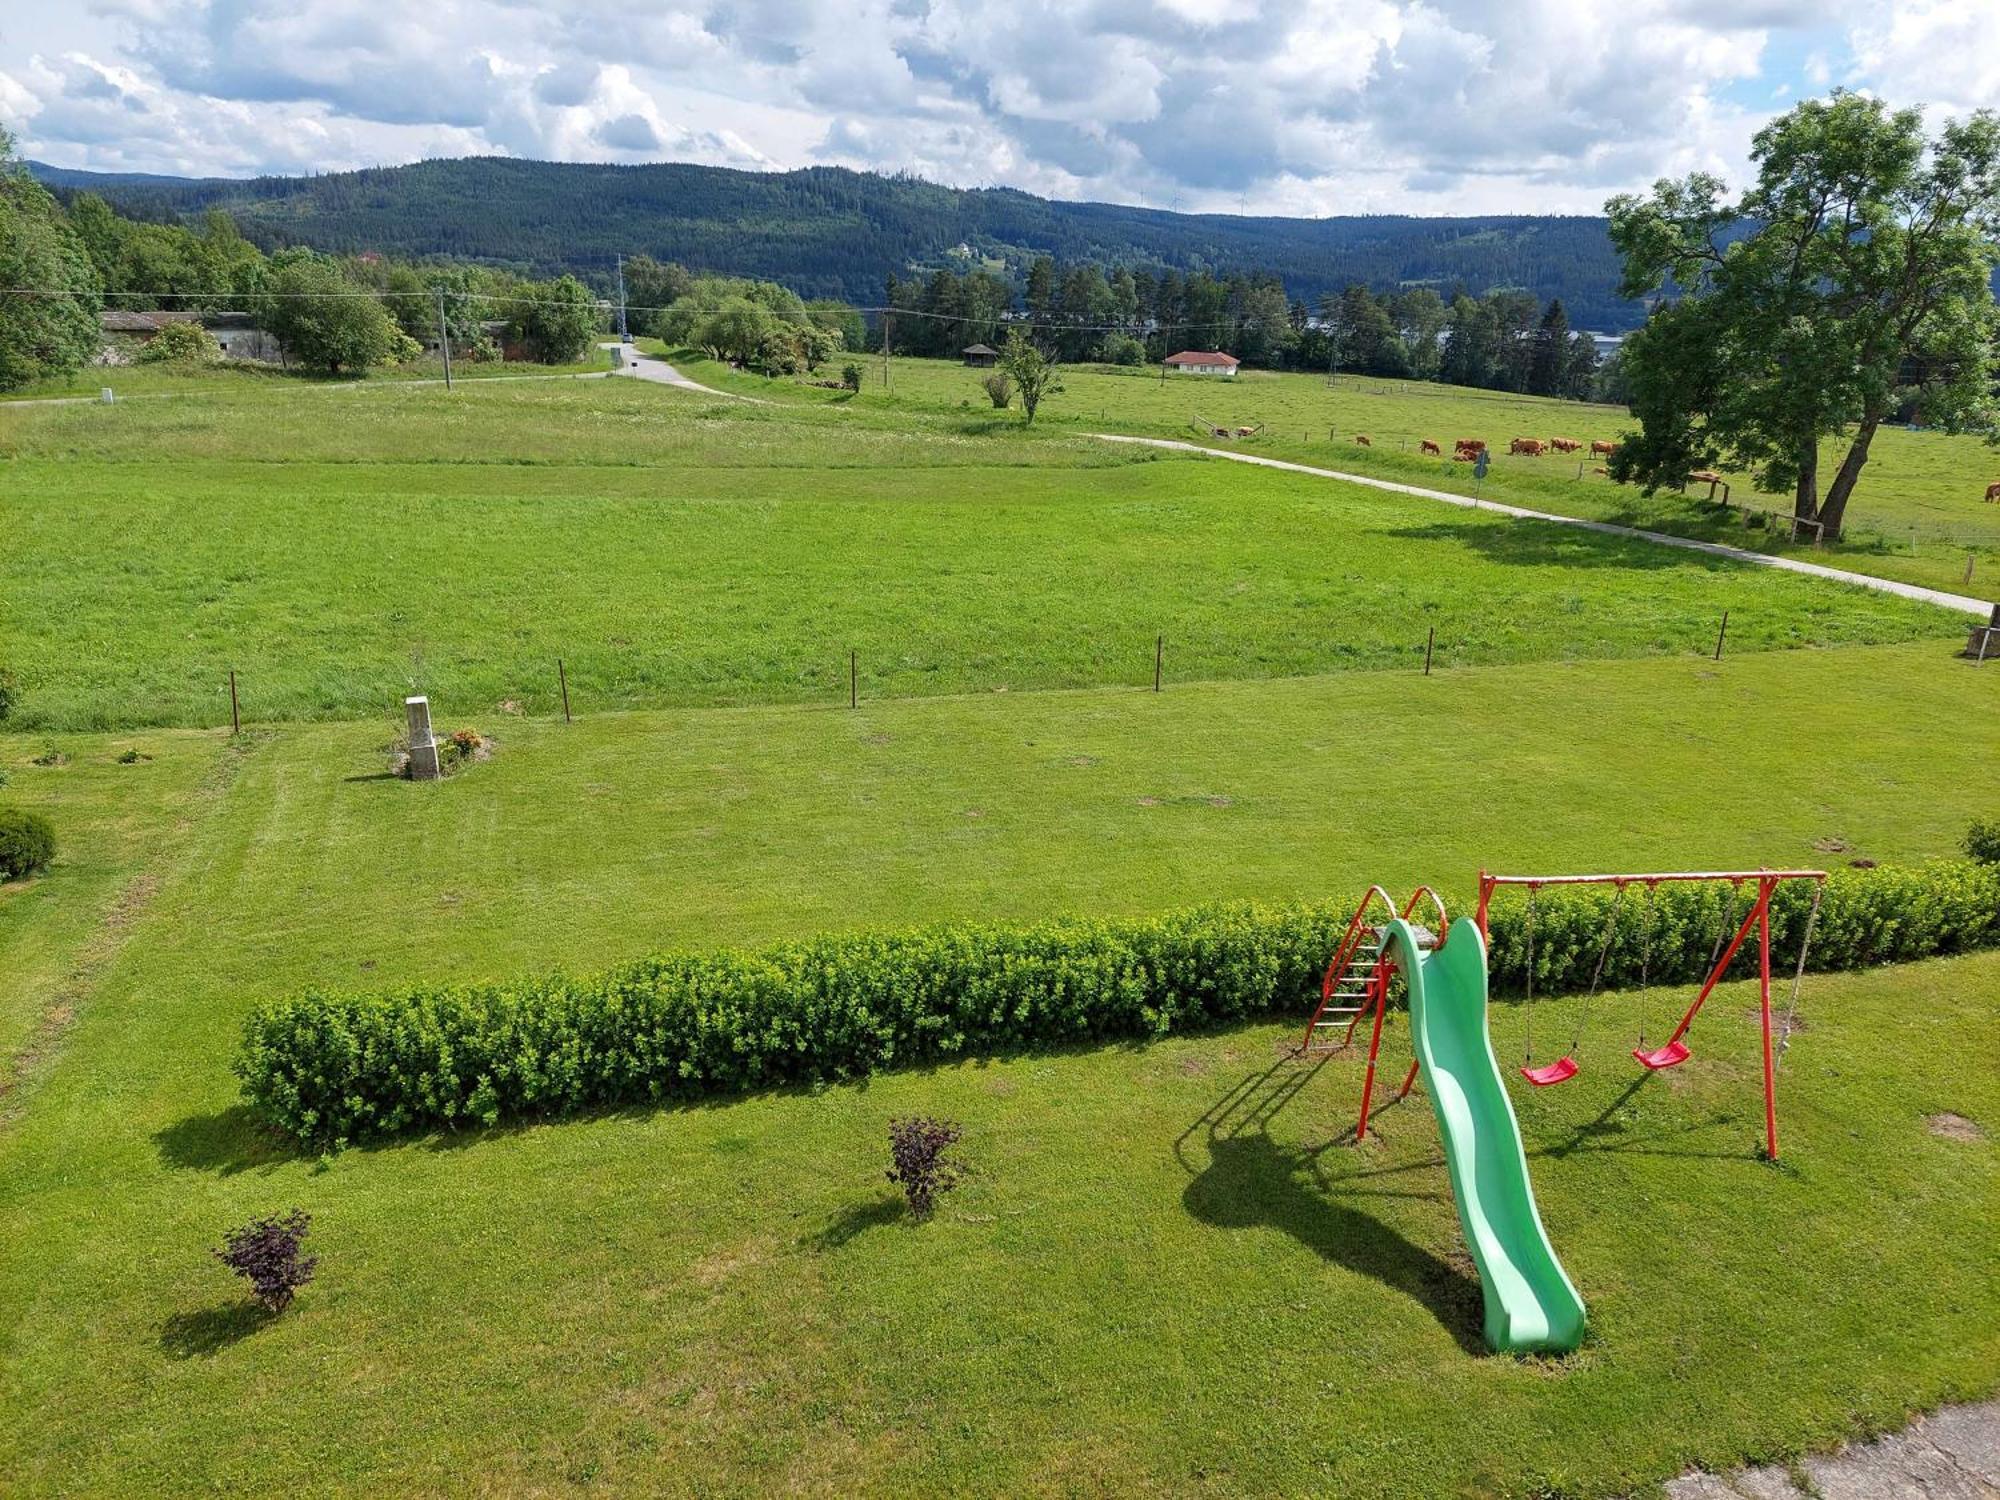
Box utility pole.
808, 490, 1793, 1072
615, 254, 629, 344
436, 286, 453, 391
882, 311, 893, 389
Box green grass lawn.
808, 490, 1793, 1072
0, 377, 1965, 731
0, 348, 612, 403
672, 348, 2000, 595
0, 647, 1995, 1494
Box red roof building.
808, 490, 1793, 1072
1163, 350, 1240, 374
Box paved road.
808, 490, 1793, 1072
1662, 1397, 2000, 1498
1093, 434, 1996, 620
602, 342, 763, 401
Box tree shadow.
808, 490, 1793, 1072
153, 1106, 292, 1176
159, 1302, 275, 1360
804, 1196, 906, 1251
1388, 518, 1717, 573
1178, 1058, 1483, 1354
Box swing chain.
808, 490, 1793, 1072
1521, 883, 1538, 1062
1635, 880, 1660, 1044
1776, 880, 1824, 1064
1570, 880, 1629, 1054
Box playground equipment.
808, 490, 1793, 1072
1476, 869, 1827, 1161
1296, 867, 1827, 1355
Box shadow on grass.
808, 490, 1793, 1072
153, 1105, 293, 1176
1388, 519, 1704, 572
159, 1301, 275, 1360
1178, 1058, 1483, 1354
806, 1196, 906, 1251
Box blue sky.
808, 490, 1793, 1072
2, 1, 1993, 215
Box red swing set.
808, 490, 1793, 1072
1300, 867, 1827, 1160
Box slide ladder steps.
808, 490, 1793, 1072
1303, 923, 1440, 1052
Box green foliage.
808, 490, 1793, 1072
1606, 91, 2000, 535
981, 372, 1012, 408
0, 805, 56, 880
235, 861, 2000, 1147
508, 274, 600, 365
0, 667, 15, 722
258, 253, 399, 374
997, 331, 1059, 424
840, 361, 863, 393
1964, 819, 2000, 864
1099, 332, 1146, 366
660, 276, 818, 370
135, 320, 220, 366
0, 133, 102, 392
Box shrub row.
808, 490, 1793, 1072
238, 861, 2000, 1146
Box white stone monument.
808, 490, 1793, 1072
405, 695, 441, 780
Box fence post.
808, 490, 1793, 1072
558, 658, 571, 723
1424, 626, 1435, 676
228, 669, 240, 736
1714, 610, 1730, 661
850, 649, 858, 709
1965, 553, 1976, 587
1154, 634, 1163, 692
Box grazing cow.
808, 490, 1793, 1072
1420, 439, 1442, 455
1592, 465, 1609, 476
1355, 434, 1371, 447
1455, 438, 1486, 454
1235, 426, 1256, 438
1590, 439, 1617, 456
1986, 481, 2000, 502
1549, 437, 1582, 454
1509, 437, 1548, 456
1689, 469, 1723, 484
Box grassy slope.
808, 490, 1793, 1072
0, 349, 613, 402
0, 379, 1963, 731
0, 655, 1995, 1493
676, 350, 2000, 593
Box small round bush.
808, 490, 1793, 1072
0, 806, 56, 881
0, 668, 16, 722
1965, 818, 2000, 865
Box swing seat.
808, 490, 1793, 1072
1520, 1056, 1579, 1087
1634, 1040, 1691, 1070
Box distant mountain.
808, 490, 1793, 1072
31, 157, 1645, 329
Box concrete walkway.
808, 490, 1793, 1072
602, 342, 764, 401
1663, 1398, 2000, 1498
1092, 434, 1995, 619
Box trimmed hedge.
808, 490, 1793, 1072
0, 805, 56, 881
238, 861, 2000, 1146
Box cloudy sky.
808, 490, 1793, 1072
2, 0, 1994, 215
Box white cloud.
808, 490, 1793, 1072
0, 0, 1985, 214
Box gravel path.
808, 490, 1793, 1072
1662, 1398, 2000, 1498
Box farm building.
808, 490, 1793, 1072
98, 310, 282, 363
1164, 350, 1240, 376
961, 343, 999, 367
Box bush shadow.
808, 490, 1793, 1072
805, 1196, 906, 1252
1388, 518, 1716, 573
159, 1302, 275, 1360
153, 1106, 293, 1177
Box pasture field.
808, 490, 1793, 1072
0, 375, 1968, 732
0, 347, 613, 403
1, 645, 1996, 1495
673, 349, 2000, 596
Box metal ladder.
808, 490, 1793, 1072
1298, 886, 1446, 1057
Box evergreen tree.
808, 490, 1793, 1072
1527, 298, 1571, 397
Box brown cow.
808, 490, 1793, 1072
1590, 439, 1618, 456
1690, 469, 1723, 484
1509, 437, 1547, 456
1986, 481, 2000, 502
1455, 438, 1486, 454
1420, 439, 1442, 455
1549, 437, 1582, 454
1354, 434, 1371, 446
1592, 465, 1609, 476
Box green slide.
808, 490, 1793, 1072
1379, 917, 1587, 1354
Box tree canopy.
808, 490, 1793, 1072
0, 127, 103, 391
1607, 92, 2000, 535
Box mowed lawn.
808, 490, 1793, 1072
1, 647, 1996, 1495
679, 349, 2000, 595
0, 377, 1967, 731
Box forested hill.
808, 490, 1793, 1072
31, 157, 1643, 328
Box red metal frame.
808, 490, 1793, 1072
1475, 868, 1825, 1160
1303, 886, 1449, 1142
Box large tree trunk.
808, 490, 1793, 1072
1793, 437, 1819, 526
1818, 413, 1882, 542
